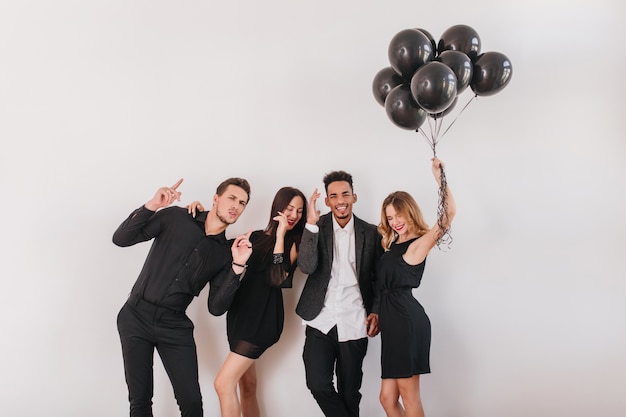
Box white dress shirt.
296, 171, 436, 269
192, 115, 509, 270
303, 216, 368, 341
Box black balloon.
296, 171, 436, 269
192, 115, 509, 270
438, 24, 481, 60
431, 96, 458, 119
438, 50, 473, 93
385, 84, 427, 130
388, 29, 435, 80
415, 28, 437, 58
410, 61, 457, 114
471, 51, 513, 96
372, 66, 404, 106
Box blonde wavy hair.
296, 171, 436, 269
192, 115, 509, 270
378, 191, 430, 250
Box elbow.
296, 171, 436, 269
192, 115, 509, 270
442, 215, 456, 232
298, 265, 312, 275
447, 208, 457, 224
298, 261, 316, 275
208, 302, 227, 317
112, 234, 130, 247
443, 201, 457, 227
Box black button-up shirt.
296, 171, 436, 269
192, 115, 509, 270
113, 205, 240, 313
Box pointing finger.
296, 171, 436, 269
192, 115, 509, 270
171, 178, 183, 190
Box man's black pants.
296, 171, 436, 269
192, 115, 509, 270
303, 325, 368, 417
117, 297, 202, 417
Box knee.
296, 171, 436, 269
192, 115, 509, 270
181, 395, 203, 414
214, 375, 233, 398
174, 388, 202, 414
238, 374, 257, 400
379, 389, 399, 411
306, 377, 333, 399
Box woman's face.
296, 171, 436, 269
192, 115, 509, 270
385, 204, 409, 237
283, 196, 304, 230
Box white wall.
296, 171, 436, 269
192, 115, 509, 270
1, 1, 625, 416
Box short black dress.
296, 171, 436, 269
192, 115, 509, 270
226, 230, 294, 359
377, 237, 431, 378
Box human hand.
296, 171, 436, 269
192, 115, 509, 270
145, 178, 183, 211
431, 158, 444, 185
366, 313, 379, 337
186, 200, 205, 218
307, 188, 321, 225
273, 211, 289, 237
231, 230, 253, 266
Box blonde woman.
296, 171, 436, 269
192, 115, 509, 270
376, 158, 456, 417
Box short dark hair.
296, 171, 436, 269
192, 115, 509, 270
322, 171, 353, 193
216, 177, 251, 201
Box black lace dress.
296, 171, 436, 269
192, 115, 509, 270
377, 237, 431, 378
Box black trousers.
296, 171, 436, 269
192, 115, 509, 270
303, 325, 368, 417
117, 297, 202, 417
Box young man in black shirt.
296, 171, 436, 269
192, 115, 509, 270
113, 177, 252, 417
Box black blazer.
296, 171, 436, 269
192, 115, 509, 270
296, 213, 383, 321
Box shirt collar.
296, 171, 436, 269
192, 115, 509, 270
332, 214, 354, 235
194, 211, 228, 244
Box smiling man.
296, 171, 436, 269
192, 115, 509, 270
296, 171, 383, 417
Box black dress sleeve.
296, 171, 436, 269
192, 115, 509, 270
267, 259, 295, 288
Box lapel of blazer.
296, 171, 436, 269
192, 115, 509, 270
320, 214, 334, 271
353, 215, 365, 279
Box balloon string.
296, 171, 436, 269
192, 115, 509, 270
435, 164, 452, 249
417, 127, 435, 156
418, 127, 451, 248
435, 116, 443, 145
430, 117, 437, 147
424, 116, 441, 155
427, 116, 435, 146
439, 94, 478, 139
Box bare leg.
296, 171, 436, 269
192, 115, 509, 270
397, 375, 424, 417
239, 363, 260, 417
214, 352, 255, 417
380, 378, 405, 417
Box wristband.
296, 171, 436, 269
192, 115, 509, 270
232, 261, 248, 269
272, 253, 284, 264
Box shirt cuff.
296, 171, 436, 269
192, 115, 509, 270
305, 223, 319, 233
138, 205, 156, 214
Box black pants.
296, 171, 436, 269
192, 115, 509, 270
117, 297, 202, 417
303, 325, 368, 417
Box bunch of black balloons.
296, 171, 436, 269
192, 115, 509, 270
373, 24, 512, 133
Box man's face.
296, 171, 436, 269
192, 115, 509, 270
325, 180, 357, 226
213, 184, 249, 225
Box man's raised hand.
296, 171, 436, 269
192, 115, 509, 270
145, 178, 183, 211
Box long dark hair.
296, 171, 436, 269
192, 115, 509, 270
254, 187, 308, 258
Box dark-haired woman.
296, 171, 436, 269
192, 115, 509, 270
189, 186, 307, 417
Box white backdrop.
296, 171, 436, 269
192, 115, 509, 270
1, 1, 625, 416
